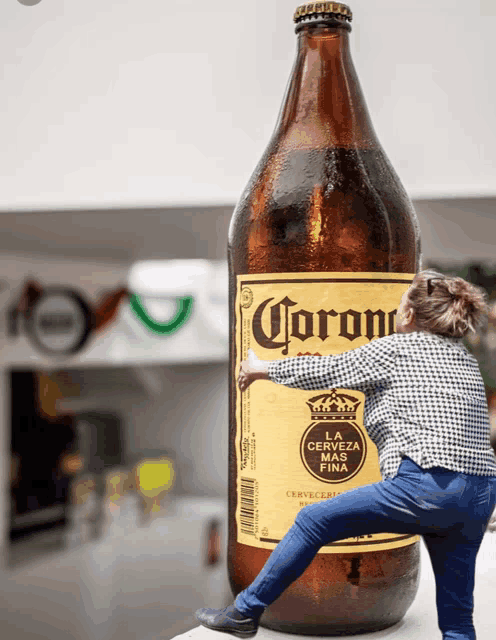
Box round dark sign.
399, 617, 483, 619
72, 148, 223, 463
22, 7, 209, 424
25, 288, 93, 356
300, 421, 366, 483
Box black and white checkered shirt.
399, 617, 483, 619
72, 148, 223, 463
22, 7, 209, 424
268, 330, 496, 479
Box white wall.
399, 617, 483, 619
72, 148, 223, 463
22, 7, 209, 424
414, 197, 496, 265
1, 0, 495, 212
0, 206, 232, 262
121, 363, 229, 498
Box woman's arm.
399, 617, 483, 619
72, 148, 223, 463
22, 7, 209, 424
238, 334, 398, 393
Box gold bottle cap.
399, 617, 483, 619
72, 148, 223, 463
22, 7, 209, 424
294, 2, 352, 23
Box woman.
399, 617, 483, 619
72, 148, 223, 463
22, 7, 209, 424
196, 270, 496, 640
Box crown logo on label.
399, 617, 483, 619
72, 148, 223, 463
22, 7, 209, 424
306, 390, 361, 421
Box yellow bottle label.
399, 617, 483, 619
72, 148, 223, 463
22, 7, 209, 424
235, 272, 420, 554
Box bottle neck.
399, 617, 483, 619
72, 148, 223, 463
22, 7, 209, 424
275, 23, 378, 149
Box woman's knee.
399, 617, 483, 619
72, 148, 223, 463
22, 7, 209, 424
293, 503, 333, 544
293, 504, 321, 538
295, 503, 320, 528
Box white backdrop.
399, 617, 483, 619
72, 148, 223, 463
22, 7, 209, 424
1, 0, 495, 211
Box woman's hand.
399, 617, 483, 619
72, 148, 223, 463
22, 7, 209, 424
238, 349, 270, 392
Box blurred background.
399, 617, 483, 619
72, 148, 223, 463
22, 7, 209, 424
1, 1, 495, 639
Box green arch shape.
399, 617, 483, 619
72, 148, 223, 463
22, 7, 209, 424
129, 294, 194, 335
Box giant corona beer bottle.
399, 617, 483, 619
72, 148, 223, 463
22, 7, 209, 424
228, 3, 422, 635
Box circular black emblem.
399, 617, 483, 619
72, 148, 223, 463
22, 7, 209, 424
300, 421, 367, 483
25, 288, 93, 356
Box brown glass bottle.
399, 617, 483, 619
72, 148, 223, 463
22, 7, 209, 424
228, 3, 421, 635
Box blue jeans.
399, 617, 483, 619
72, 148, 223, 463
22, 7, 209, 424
235, 457, 496, 640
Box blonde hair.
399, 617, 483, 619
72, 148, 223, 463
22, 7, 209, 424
406, 270, 489, 338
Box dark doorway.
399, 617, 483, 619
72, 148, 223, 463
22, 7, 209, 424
10, 371, 76, 542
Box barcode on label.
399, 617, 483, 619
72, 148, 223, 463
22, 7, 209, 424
240, 477, 256, 536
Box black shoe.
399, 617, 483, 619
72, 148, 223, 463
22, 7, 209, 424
195, 603, 259, 638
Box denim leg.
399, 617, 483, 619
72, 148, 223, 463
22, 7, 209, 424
421, 475, 496, 640
234, 481, 416, 618
234, 461, 496, 628
234, 518, 321, 618
423, 531, 483, 640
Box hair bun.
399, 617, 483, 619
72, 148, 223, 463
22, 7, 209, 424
409, 270, 489, 338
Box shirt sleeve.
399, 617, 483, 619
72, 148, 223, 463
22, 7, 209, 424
267, 333, 399, 394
